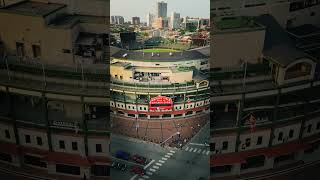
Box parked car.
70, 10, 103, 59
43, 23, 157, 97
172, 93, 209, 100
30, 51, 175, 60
132, 154, 148, 165
130, 166, 145, 176
115, 150, 130, 160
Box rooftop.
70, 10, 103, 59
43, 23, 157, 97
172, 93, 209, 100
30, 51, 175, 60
49, 14, 108, 29
112, 49, 208, 62
256, 14, 311, 67
0, 0, 66, 17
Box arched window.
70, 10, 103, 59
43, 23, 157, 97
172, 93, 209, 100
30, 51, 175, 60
285, 62, 312, 80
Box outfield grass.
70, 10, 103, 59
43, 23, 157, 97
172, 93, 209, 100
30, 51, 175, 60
138, 48, 179, 53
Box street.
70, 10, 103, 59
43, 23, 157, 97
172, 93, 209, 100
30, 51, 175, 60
110, 122, 210, 180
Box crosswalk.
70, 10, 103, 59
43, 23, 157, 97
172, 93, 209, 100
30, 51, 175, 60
184, 146, 210, 155
135, 150, 176, 180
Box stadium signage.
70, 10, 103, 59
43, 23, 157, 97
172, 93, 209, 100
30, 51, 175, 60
149, 95, 173, 111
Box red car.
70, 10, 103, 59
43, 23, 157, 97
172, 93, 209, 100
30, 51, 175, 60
130, 166, 145, 176
132, 154, 148, 165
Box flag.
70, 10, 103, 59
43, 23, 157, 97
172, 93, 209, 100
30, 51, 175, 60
249, 114, 256, 132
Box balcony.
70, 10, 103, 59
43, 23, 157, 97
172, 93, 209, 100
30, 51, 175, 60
87, 117, 110, 132
11, 95, 46, 125
211, 111, 238, 130
48, 110, 82, 130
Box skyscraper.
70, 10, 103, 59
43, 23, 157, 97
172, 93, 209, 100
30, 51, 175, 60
156, 1, 167, 18
170, 12, 180, 29
132, 16, 140, 25
147, 13, 155, 27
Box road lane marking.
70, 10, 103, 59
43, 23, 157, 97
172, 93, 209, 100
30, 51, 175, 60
149, 168, 156, 172
143, 175, 149, 179
197, 149, 202, 153
138, 178, 144, 180
167, 152, 173, 155
170, 150, 175, 153
162, 157, 168, 161
189, 148, 194, 152
153, 165, 159, 169
144, 159, 155, 170
193, 148, 198, 152
156, 162, 163, 166
185, 147, 189, 151
130, 174, 138, 180
202, 150, 207, 154
189, 143, 209, 147
165, 155, 170, 158
146, 171, 153, 176
159, 160, 165, 163
206, 151, 210, 155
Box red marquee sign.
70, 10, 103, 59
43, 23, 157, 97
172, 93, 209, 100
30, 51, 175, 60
149, 95, 173, 111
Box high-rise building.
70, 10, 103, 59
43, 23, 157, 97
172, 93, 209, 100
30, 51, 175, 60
111, 16, 125, 24
147, 13, 155, 27
156, 1, 167, 18
111, 16, 115, 24
152, 17, 168, 29
170, 12, 180, 29
132, 17, 140, 25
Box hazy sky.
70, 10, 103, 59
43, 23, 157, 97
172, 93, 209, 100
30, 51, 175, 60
110, 0, 210, 22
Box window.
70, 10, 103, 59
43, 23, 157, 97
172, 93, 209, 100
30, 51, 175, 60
25, 135, 31, 143
72, 142, 78, 151
278, 132, 283, 141
4, 130, 10, 139
211, 165, 232, 174
16, 42, 25, 57
59, 140, 65, 149
307, 124, 312, 133
56, 164, 80, 175
241, 155, 265, 170
91, 165, 109, 176
62, 49, 71, 53
0, 152, 12, 162
257, 136, 263, 145
36, 137, 43, 146
96, 144, 102, 153
245, 138, 251, 147
24, 155, 46, 168
210, 143, 216, 151
222, 141, 228, 150
289, 129, 294, 138
32, 44, 41, 58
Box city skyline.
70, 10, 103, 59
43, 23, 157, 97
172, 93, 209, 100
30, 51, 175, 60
110, 0, 210, 22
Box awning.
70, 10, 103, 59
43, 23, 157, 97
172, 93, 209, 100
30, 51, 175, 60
211, 153, 246, 166
0, 142, 19, 155
19, 146, 49, 156
45, 152, 90, 166
88, 156, 110, 164
211, 139, 311, 167
265, 141, 311, 158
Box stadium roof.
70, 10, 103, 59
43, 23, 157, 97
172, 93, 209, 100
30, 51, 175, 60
112, 49, 208, 62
